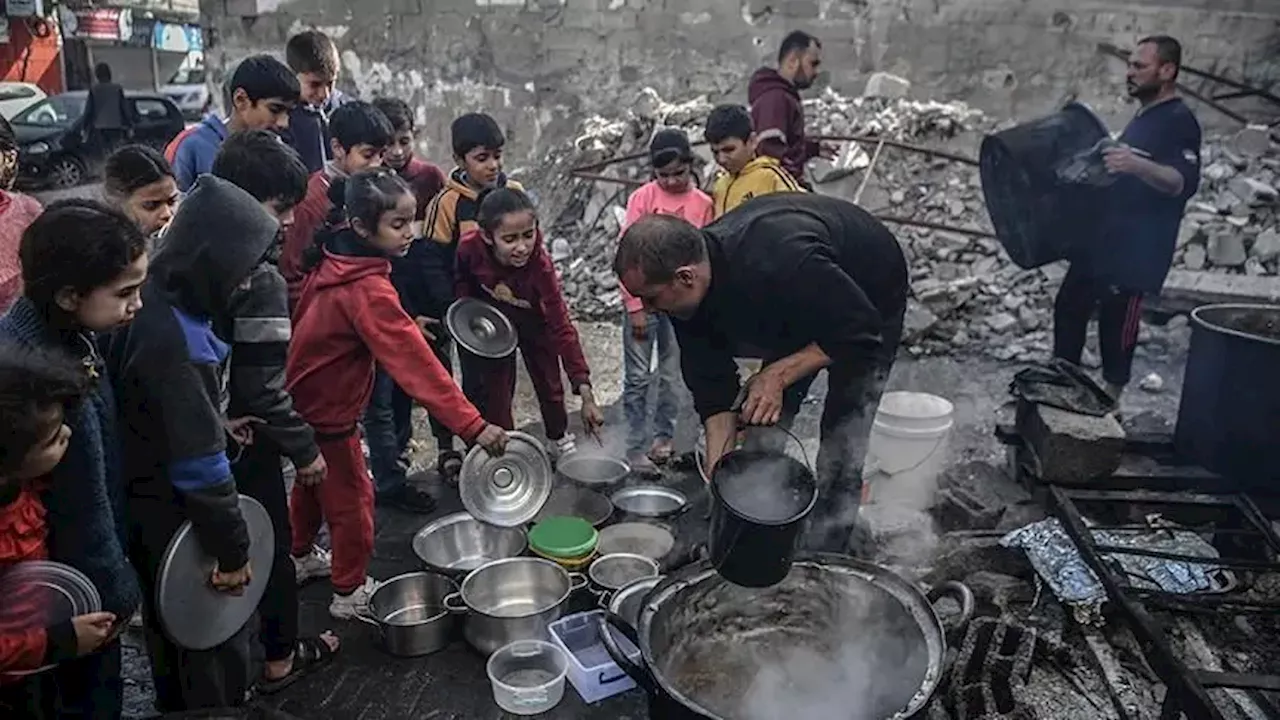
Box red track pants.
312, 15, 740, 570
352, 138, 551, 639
289, 433, 372, 594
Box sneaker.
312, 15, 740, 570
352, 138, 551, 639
293, 545, 332, 585
329, 577, 377, 620
377, 484, 437, 514
548, 434, 577, 462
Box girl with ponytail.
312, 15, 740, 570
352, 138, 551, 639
454, 187, 604, 458
285, 167, 507, 621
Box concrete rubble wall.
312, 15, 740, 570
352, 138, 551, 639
201, 0, 1280, 167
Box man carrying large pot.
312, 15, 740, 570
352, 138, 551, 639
614, 193, 908, 554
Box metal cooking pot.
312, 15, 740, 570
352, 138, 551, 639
603, 553, 972, 720
357, 572, 457, 657
412, 511, 528, 578
588, 553, 661, 595
558, 454, 631, 487
444, 557, 587, 656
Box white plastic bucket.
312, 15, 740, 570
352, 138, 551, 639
864, 392, 955, 505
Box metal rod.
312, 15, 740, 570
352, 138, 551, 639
571, 171, 645, 188
813, 134, 981, 166
1061, 488, 1237, 506
1090, 544, 1280, 572
1051, 487, 1225, 720
853, 139, 886, 205
1232, 494, 1280, 554
1212, 89, 1260, 102
1175, 83, 1250, 124
1196, 672, 1280, 693
873, 214, 996, 239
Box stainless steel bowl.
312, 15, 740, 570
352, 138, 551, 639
361, 572, 457, 657
412, 512, 528, 578
557, 454, 631, 487
444, 557, 587, 656
589, 553, 661, 592
534, 485, 614, 527
610, 485, 688, 519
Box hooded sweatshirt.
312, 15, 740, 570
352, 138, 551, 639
166, 114, 230, 192
286, 229, 487, 440
106, 176, 281, 572
281, 163, 342, 308
711, 155, 806, 219
454, 228, 591, 389
748, 68, 819, 183
405, 169, 523, 320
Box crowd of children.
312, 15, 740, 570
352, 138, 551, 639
0, 24, 806, 717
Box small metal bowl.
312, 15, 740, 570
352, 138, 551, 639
588, 553, 661, 593
557, 454, 630, 487
610, 485, 688, 519
412, 512, 528, 579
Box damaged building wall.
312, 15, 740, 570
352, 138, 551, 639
201, 0, 1279, 166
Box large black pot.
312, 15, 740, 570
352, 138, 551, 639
601, 553, 972, 719
1175, 304, 1280, 490
979, 102, 1109, 269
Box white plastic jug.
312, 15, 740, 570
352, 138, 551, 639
864, 392, 955, 505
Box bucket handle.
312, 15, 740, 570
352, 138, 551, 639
927, 581, 974, 642
568, 572, 589, 593
599, 611, 658, 695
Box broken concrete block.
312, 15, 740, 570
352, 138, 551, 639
1230, 124, 1273, 159
863, 71, 911, 99
1177, 222, 1206, 249
1016, 401, 1125, 484
1251, 229, 1280, 262
986, 312, 1018, 333
1139, 372, 1164, 393
1207, 230, 1247, 267
1245, 257, 1268, 276
1202, 162, 1236, 183
902, 299, 940, 339
1229, 176, 1279, 206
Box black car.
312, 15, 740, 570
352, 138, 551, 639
13, 90, 186, 189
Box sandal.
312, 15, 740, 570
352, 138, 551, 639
256, 634, 339, 695
437, 449, 463, 482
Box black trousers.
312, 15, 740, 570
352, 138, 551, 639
232, 440, 297, 663
128, 498, 251, 712
1052, 263, 1144, 387
426, 335, 458, 450
48, 641, 123, 719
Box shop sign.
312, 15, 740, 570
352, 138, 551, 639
59, 6, 134, 42
6, 0, 43, 19
0, 17, 9, 45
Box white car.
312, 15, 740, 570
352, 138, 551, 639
0, 82, 47, 120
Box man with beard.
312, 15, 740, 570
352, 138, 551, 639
614, 193, 908, 555
748, 31, 834, 187
1053, 35, 1201, 401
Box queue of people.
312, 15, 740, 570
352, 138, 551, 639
0, 24, 1200, 720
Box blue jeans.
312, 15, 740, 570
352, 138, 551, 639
363, 366, 413, 497
622, 311, 680, 456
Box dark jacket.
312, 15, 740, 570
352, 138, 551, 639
674, 193, 908, 420
85, 82, 130, 131
221, 261, 320, 467
287, 229, 487, 440
106, 176, 280, 571
284, 104, 329, 175
0, 298, 141, 619
748, 68, 818, 183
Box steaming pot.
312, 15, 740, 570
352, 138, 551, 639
602, 553, 972, 719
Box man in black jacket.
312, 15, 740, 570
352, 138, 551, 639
107, 175, 280, 711
211, 130, 339, 691
615, 193, 908, 554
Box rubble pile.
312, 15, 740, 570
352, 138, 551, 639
537, 87, 1272, 363
1174, 125, 1280, 275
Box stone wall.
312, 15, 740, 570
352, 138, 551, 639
201, 0, 1280, 167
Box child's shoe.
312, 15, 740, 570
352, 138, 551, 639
293, 545, 332, 584
329, 577, 377, 620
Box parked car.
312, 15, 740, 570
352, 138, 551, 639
0, 82, 47, 120
12, 90, 185, 189
161, 63, 211, 122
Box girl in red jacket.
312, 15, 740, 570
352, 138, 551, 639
455, 187, 604, 457
286, 168, 507, 621
0, 344, 116, 714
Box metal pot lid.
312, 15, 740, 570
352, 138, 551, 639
0, 560, 101, 628
557, 453, 630, 486
446, 297, 517, 359
157, 495, 275, 651
610, 485, 688, 518
528, 516, 598, 559
459, 431, 553, 527
533, 485, 613, 528
589, 553, 660, 590
597, 522, 675, 560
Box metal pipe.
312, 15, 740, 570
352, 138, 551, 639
873, 214, 996, 239
814, 134, 980, 166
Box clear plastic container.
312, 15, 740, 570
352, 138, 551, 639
548, 611, 641, 704
487, 640, 568, 715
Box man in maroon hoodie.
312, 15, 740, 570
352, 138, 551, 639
749, 31, 830, 186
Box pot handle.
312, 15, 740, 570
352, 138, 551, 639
599, 611, 658, 696
352, 611, 382, 635
568, 572, 589, 593
927, 581, 974, 640
442, 591, 468, 614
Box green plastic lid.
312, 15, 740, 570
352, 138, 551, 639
529, 516, 598, 559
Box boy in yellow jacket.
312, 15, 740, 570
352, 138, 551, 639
705, 104, 805, 219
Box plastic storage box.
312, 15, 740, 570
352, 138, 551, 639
547, 610, 641, 703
